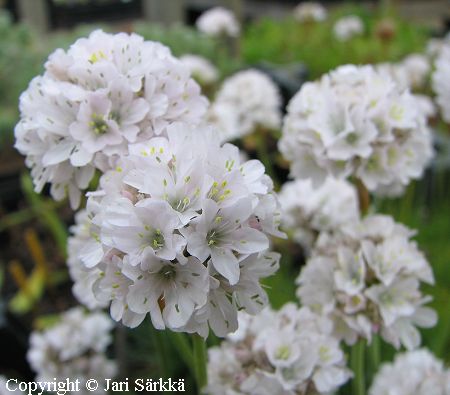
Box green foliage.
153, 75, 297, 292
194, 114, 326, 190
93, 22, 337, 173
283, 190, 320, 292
242, 4, 430, 79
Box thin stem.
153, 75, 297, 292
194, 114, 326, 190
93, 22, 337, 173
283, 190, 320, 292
192, 334, 207, 393
351, 339, 365, 395
368, 335, 381, 385
169, 332, 196, 378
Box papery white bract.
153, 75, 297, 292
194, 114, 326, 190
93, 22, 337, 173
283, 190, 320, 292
68, 123, 284, 336
196, 7, 240, 37
333, 15, 364, 42
279, 65, 434, 196
369, 349, 450, 395
297, 214, 437, 349
294, 2, 327, 22
279, 177, 359, 253
210, 69, 282, 141
206, 304, 352, 395
432, 43, 450, 123
14, 30, 208, 208
27, 307, 116, 395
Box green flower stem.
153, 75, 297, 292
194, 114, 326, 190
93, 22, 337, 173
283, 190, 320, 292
192, 334, 207, 393
170, 332, 195, 377
351, 339, 366, 395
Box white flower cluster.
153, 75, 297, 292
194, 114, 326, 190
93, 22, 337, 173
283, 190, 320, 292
279, 177, 359, 252
432, 43, 450, 123
297, 214, 437, 349
294, 2, 327, 22
279, 65, 434, 195
14, 29, 208, 208
179, 55, 219, 85
369, 349, 450, 395
206, 304, 352, 395
27, 307, 116, 394
196, 7, 240, 38
208, 69, 282, 142
333, 15, 364, 42
377, 54, 431, 91
68, 122, 284, 336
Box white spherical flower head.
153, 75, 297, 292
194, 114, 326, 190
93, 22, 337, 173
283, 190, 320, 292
211, 69, 282, 141
27, 307, 116, 394
206, 304, 352, 395
333, 15, 364, 42
294, 2, 327, 22
180, 54, 219, 85
297, 214, 437, 349
279, 177, 360, 252
196, 7, 240, 37
279, 64, 434, 196
68, 123, 284, 336
432, 43, 450, 123
14, 30, 208, 209
369, 349, 450, 395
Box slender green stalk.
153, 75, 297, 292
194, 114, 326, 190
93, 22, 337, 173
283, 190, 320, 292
169, 332, 196, 378
351, 339, 365, 395
192, 334, 207, 393
368, 335, 380, 385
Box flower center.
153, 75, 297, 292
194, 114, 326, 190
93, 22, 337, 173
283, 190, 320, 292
89, 113, 108, 135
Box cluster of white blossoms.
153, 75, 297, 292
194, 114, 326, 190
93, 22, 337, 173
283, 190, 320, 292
196, 7, 240, 38
206, 303, 352, 395
179, 55, 219, 86
68, 122, 284, 336
297, 214, 437, 350
208, 69, 282, 142
293, 2, 327, 23
432, 43, 450, 123
14, 29, 208, 208
377, 53, 431, 91
369, 349, 450, 395
279, 65, 434, 195
333, 15, 364, 42
27, 308, 116, 394
279, 177, 359, 252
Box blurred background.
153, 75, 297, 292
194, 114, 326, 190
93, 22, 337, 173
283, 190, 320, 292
0, 0, 449, 393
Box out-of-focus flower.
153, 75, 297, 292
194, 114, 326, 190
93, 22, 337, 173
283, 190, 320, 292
279, 65, 434, 196
333, 15, 364, 41
432, 43, 450, 123
180, 54, 219, 85
297, 214, 437, 349
279, 177, 359, 253
196, 7, 240, 37
210, 69, 282, 141
369, 349, 450, 395
14, 30, 208, 209
294, 2, 327, 23
377, 54, 431, 91
68, 123, 284, 336
27, 308, 116, 394
206, 304, 352, 395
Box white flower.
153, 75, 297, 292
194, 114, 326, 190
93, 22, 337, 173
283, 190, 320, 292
212, 69, 282, 141
297, 215, 437, 349
180, 54, 219, 85
27, 308, 116, 394
279, 177, 359, 252
196, 7, 240, 37
369, 349, 450, 395
68, 122, 283, 336
432, 43, 450, 123
206, 304, 352, 395
333, 15, 364, 41
14, 30, 208, 208
279, 64, 434, 196
293, 2, 327, 22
